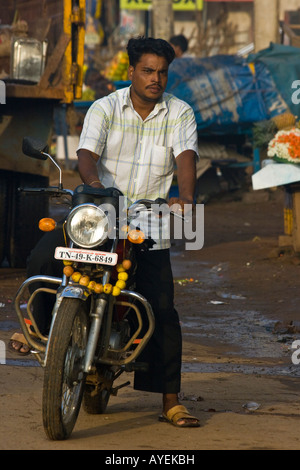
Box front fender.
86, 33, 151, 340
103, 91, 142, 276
61, 284, 91, 300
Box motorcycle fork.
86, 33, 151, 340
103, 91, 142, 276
83, 295, 108, 374
84, 235, 119, 374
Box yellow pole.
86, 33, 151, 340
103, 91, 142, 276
63, 0, 85, 103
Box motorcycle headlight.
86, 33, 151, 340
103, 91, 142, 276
66, 204, 109, 248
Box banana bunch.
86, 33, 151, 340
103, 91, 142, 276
271, 112, 296, 130
103, 51, 129, 82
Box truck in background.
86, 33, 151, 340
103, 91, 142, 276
0, 0, 85, 267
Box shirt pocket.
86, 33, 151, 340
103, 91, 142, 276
151, 144, 174, 177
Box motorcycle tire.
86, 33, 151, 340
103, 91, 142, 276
42, 298, 89, 440
83, 365, 114, 414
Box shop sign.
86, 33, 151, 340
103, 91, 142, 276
120, 0, 203, 11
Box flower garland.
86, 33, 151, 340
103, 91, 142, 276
267, 128, 300, 163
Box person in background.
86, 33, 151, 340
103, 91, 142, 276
169, 34, 189, 58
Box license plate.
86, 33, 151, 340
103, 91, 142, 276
54, 247, 118, 266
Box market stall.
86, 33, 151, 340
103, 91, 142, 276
252, 128, 300, 252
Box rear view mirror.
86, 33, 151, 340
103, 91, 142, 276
22, 136, 49, 160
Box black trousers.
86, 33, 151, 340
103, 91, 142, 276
133, 248, 182, 394
27, 231, 182, 394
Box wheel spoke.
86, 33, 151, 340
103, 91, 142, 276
61, 318, 87, 423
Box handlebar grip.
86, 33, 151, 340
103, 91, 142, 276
154, 197, 168, 205
74, 184, 123, 199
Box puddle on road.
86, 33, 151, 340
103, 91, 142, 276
182, 361, 300, 377
4, 359, 40, 367
0, 321, 21, 331
1, 308, 298, 374
179, 308, 300, 377
172, 254, 300, 371
3, 358, 300, 378
181, 310, 286, 358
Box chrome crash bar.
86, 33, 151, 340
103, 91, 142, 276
14, 275, 62, 363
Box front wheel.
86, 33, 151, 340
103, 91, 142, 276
42, 298, 89, 440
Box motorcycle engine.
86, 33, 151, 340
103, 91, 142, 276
109, 320, 131, 351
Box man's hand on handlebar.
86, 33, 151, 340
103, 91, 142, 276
168, 197, 195, 217
89, 180, 105, 189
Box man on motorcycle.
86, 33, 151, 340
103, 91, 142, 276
76, 36, 199, 428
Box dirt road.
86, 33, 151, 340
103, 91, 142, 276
1, 174, 300, 450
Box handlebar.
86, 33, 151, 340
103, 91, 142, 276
21, 137, 190, 221
128, 198, 188, 222
18, 187, 73, 197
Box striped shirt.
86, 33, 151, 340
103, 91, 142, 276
78, 86, 198, 202
78, 86, 198, 249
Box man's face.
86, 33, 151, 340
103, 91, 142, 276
128, 53, 169, 103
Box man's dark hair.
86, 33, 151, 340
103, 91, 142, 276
127, 36, 175, 68
169, 34, 189, 53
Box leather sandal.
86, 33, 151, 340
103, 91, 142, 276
159, 404, 200, 428
8, 333, 31, 356
8, 320, 40, 356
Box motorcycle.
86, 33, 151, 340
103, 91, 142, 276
14, 136, 174, 440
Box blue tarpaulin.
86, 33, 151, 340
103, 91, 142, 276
248, 43, 300, 118
166, 54, 289, 132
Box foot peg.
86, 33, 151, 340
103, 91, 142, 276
123, 362, 149, 372
111, 363, 149, 396
111, 380, 130, 396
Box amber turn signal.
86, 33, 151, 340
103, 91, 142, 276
127, 229, 145, 244
39, 218, 56, 232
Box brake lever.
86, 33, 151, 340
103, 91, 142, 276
170, 210, 190, 223
128, 198, 191, 223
